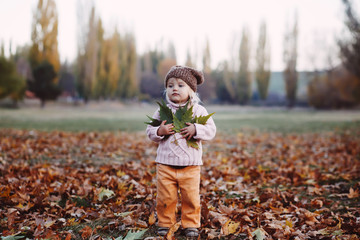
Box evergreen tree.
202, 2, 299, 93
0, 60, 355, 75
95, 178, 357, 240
28, 61, 61, 107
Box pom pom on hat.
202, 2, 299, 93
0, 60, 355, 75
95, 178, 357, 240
165, 65, 204, 92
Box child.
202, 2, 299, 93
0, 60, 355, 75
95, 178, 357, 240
146, 65, 216, 237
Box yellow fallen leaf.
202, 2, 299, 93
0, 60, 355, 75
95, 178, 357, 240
148, 211, 156, 225
228, 221, 240, 234
286, 219, 293, 228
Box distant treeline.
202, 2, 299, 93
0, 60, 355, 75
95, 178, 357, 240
0, 0, 359, 109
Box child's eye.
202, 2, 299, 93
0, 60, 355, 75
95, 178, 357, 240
179, 84, 184, 87
168, 85, 173, 88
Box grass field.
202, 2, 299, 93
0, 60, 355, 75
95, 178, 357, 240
1, 101, 360, 133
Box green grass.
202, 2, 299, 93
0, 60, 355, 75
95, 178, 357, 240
1, 102, 360, 133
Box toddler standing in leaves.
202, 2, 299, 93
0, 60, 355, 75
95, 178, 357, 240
146, 65, 216, 237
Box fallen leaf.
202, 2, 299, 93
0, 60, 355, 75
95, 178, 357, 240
148, 211, 156, 225
166, 221, 181, 240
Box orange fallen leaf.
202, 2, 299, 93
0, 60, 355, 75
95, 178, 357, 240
348, 188, 359, 199
80, 226, 94, 239
149, 211, 156, 225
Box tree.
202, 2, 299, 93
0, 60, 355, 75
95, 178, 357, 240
117, 33, 138, 99
199, 39, 216, 102
166, 42, 177, 61
185, 48, 195, 68
215, 61, 236, 103
202, 38, 211, 73
75, 3, 100, 102
96, 29, 119, 99
83, 6, 99, 102
338, 0, 360, 101
255, 21, 271, 100
283, 12, 298, 108
58, 63, 76, 98
237, 27, 252, 105
29, 0, 60, 74
308, 67, 360, 109
28, 61, 61, 107
0, 56, 26, 107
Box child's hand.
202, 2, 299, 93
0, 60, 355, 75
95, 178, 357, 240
157, 120, 175, 136
181, 123, 196, 140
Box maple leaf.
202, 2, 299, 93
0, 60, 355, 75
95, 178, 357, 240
144, 115, 162, 127
158, 100, 173, 124
192, 112, 215, 125
145, 101, 215, 149
174, 101, 190, 122
80, 226, 95, 239
348, 187, 359, 198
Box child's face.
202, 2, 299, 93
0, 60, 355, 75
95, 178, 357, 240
167, 78, 191, 104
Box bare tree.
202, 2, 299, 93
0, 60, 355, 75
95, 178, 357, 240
339, 0, 360, 81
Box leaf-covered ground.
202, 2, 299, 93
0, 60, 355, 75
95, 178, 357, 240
1, 129, 360, 239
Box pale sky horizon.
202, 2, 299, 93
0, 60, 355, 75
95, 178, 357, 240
0, 0, 348, 71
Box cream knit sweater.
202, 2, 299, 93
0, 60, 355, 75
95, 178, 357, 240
146, 101, 216, 166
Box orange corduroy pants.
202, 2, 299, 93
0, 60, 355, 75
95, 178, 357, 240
156, 164, 201, 229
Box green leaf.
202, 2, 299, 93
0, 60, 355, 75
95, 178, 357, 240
174, 101, 189, 121
145, 101, 215, 149
187, 138, 199, 149
172, 113, 183, 132
144, 115, 162, 126
194, 112, 215, 125
173, 104, 193, 132
157, 100, 173, 124
182, 105, 194, 123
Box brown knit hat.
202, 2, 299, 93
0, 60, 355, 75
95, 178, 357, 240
165, 65, 204, 92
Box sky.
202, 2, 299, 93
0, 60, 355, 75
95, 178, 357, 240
0, 0, 348, 71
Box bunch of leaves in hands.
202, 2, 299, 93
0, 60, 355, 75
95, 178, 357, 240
145, 100, 214, 149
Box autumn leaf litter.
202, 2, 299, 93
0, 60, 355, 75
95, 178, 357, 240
0, 129, 360, 239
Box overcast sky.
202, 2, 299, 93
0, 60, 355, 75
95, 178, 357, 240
0, 0, 348, 71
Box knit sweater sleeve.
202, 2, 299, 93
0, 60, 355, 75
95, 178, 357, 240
193, 105, 216, 141
146, 109, 164, 142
